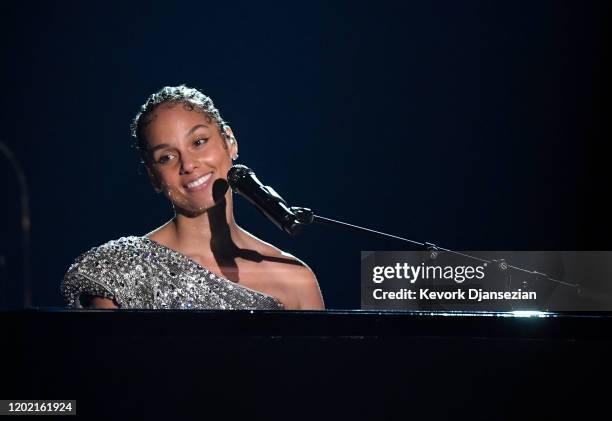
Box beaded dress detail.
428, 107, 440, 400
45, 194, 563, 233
61, 236, 283, 310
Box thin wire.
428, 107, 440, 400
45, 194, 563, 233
313, 215, 425, 247
312, 214, 578, 289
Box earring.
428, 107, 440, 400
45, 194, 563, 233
225, 132, 235, 144
232, 153, 239, 161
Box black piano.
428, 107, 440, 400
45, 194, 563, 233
3, 309, 611, 419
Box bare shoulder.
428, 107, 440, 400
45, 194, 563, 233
239, 229, 325, 310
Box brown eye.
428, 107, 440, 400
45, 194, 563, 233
157, 154, 174, 164
194, 138, 208, 147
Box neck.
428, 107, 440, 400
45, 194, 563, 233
169, 194, 241, 256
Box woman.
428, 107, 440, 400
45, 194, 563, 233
61, 85, 324, 310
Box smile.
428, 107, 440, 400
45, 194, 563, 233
184, 173, 213, 191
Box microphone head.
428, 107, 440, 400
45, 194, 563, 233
227, 164, 253, 190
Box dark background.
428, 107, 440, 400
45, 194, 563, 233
0, 0, 609, 309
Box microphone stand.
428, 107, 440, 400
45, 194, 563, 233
289, 206, 612, 306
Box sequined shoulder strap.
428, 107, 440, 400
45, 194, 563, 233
61, 236, 145, 309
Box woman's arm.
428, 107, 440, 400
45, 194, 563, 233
292, 266, 325, 310
89, 297, 119, 309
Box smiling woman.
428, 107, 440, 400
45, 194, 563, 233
61, 85, 325, 310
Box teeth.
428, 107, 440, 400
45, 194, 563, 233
186, 173, 212, 189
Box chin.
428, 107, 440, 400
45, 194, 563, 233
175, 199, 225, 218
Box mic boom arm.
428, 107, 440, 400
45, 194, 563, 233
289, 206, 587, 295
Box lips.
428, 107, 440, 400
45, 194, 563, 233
184, 172, 213, 192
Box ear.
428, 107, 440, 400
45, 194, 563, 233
224, 127, 239, 160
145, 164, 163, 193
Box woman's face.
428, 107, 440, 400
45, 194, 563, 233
144, 103, 237, 215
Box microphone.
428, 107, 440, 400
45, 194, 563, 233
227, 164, 303, 235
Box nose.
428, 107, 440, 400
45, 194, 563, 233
179, 153, 199, 175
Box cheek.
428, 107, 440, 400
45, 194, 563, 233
160, 183, 190, 208
157, 176, 178, 195
154, 166, 178, 185
154, 172, 183, 201
200, 144, 232, 166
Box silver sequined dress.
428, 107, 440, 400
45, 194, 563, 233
61, 236, 284, 310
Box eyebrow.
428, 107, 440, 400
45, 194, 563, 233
149, 143, 171, 154
186, 124, 209, 137
148, 124, 210, 154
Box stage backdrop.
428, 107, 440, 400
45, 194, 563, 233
0, 0, 609, 308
